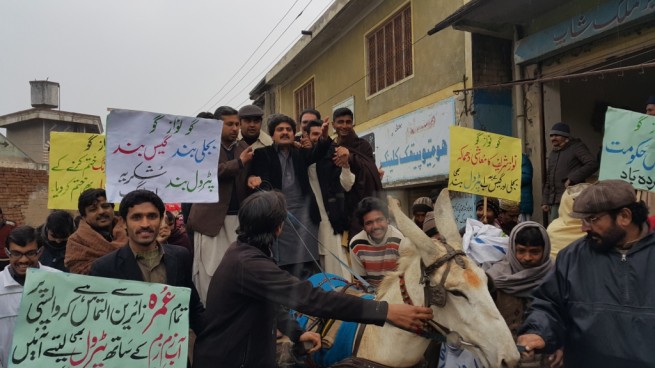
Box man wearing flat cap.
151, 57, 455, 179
518, 180, 655, 367
238, 104, 273, 149
542, 122, 598, 222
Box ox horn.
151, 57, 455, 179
433, 189, 463, 249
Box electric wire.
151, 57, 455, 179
204, 0, 318, 113
194, 0, 304, 114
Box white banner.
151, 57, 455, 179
359, 97, 455, 185
106, 109, 222, 203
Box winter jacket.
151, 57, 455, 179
542, 139, 598, 205
520, 231, 655, 367
520, 154, 534, 215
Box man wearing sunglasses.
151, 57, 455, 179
0, 225, 60, 368
518, 180, 655, 367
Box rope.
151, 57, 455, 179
252, 184, 374, 292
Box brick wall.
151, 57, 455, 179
0, 167, 49, 226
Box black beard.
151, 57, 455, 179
501, 221, 517, 235
586, 226, 626, 253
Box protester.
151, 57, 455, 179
296, 108, 321, 147
519, 153, 534, 222
476, 198, 499, 225
64, 188, 127, 274
541, 122, 599, 222
349, 197, 404, 289
630, 96, 655, 226
164, 211, 192, 254
0, 226, 60, 368
518, 180, 654, 367
422, 211, 439, 239
37, 210, 75, 271
0, 208, 16, 270
496, 199, 520, 235
646, 95, 655, 116
304, 120, 354, 279
458, 197, 500, 236
238, 104, 272, 149
247, 114, 331, 279
186, 106, 254, 304
90, 190, 204, 334
486, 222, 553, 340
331, 108, 384, 239
444, 222, 559, 368
192, 191, 433, 368
546, 183, 590, 257
411, 197, 433, 229
156, 217, 171, 244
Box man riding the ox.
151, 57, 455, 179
192, 191, 432, 368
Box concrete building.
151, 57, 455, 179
251, 0, 515, 224
0, 81, 102, 165
430, 0, 655, 224
0, 81, 102, 225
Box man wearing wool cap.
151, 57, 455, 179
411, 197, 433, 229
541, 122, 598, 222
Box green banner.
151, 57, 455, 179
600, 107, 655, 191
9, 269, 190, 367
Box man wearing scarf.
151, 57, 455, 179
64, 189, 127, 274
486, 221, 560, 367
331, 108, 383, 239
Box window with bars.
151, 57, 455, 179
294, 78, 315, 119
366, 4, 413, 95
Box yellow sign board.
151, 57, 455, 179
48, 132, 106, 209
448, 126, 522, 202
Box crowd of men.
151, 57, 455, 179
1, 98, 655, 367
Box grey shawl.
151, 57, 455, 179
485, 221, 553, 297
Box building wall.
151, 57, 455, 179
275, 0, 467, 126
7, 120, 46, 164
0, 167, 49, 226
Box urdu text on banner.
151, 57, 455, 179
358, 97, 455, 185
599, 107, 655, 191
105, 110, 222, 203
9, 269, 190, 368
448, 126, 522, 202
48, 133, 106, 210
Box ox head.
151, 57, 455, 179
387, 191, 520, 368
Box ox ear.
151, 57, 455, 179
433, 189, 463, 249
387, 196, 436, 261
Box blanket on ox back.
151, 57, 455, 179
292, 273, 374, 367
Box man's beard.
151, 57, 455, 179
500, 221, 517, 235
586, 225, 626, 252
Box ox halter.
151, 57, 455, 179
398, 241, 479, 350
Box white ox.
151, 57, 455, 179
340, 190, 520, 367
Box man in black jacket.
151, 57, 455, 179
541, 122, 598, 222
247, 114, 331, 279
193, 191, 433, 368
518, 180, 655, 367
90, 189, 204, 335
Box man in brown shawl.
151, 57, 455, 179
64, 188, 126, 274
331, 107, 383, 239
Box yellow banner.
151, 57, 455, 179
448, 126, 522, 201
48, 132, 106, 209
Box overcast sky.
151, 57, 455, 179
0, 0, 334, 128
